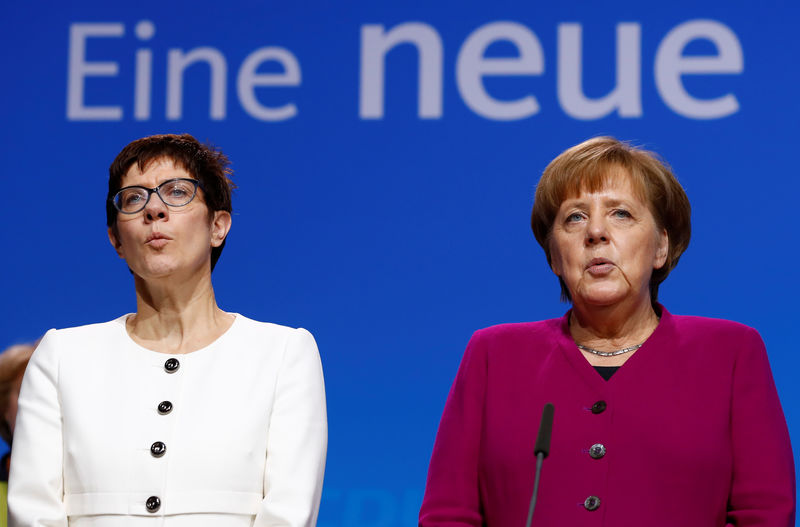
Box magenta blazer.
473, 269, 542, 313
419, 307, 795, 527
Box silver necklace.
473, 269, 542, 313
576, 343, 643, 357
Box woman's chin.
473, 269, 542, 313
130, 261, 180, 281
130, 257, 210, 284
574, 286, 631, 307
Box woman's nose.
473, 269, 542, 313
143, 193, 169, 222
585, 216, 608, 244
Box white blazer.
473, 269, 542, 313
9, 314, 327, 526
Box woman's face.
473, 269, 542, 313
108, 158, 231, 281
549, 169, 668, 309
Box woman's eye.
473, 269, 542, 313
164, 182, 191, 197
566, 212, 583, 223
613, 209, 632, 219
124, 193, 143, 205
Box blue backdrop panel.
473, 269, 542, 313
1, 2, 798, 525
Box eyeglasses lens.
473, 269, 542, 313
113, 179, 198, 213
116, 189, 149, 213
159, 180, 197, 206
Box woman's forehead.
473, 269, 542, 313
122, 157, 189, 184
561, 165, 647, 202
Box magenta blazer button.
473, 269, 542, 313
584, 496, 601, 511
589, 443, 606, 459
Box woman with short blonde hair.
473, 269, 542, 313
420, 136, 794, 527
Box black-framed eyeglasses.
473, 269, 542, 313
111, 178, 203, 214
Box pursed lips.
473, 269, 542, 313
586, 258, 614, 275
145, 232, 172, 246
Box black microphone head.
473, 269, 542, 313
533, 403, 554, 458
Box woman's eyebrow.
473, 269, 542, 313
561, 197, 632, 209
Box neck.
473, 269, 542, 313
569, 295, 659, 351
127, 269, 232, 354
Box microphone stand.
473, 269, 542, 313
525, 403, 554, 527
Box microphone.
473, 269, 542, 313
533, 402, 554, 458
525, 403, 554, 527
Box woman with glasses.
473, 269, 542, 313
9, 134, 328, 526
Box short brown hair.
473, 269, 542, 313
531, 136, 691, 304
107, 134, 236, 271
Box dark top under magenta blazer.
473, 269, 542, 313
419, 307, 795, 527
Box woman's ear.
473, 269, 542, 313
210, 211, 232, 248
108, 227, 125, 259
654, 228, 669, 270
548, 239, 562, 277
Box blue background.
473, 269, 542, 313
1, 2, 797, 525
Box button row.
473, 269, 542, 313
584, 402, 606, 511
146, 360, 180, 512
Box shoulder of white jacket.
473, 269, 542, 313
44, 315, 128, 341
232, 314, 315, 339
